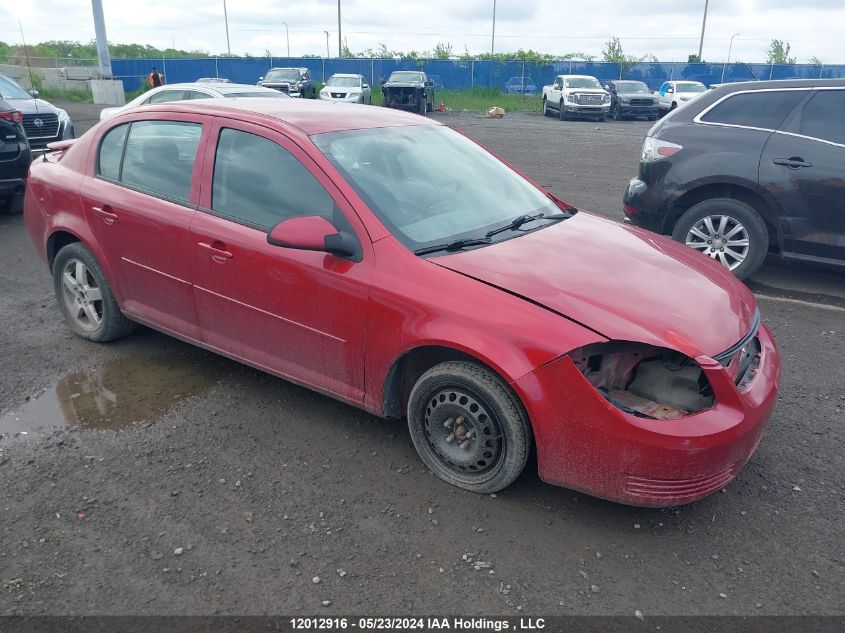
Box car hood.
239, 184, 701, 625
432, 213, 758, 359
383, 82, 424, 89
564, 88, 605, 94
5, 97, 60, 115
618, 92, 655, 99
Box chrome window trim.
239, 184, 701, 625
693, 86, 845, 148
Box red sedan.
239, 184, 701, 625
23, 99, 780, 506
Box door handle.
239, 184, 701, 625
91, 204, 118, 224
197, 241, 233, 261
773, 157, 812, 169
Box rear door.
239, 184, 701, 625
189, 118, 373, 402
80, 113, 212, 338
760, 88, 845, 262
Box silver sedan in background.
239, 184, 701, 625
319, 74, 372, 104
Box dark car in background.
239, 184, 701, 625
257, 67, 316, 98
0, 95, 31, 215
0, 74, 74, 151
605, 80, 659, 120
505, 76, 538, 94
381, 71, 434, 114
624, 79, 845, 280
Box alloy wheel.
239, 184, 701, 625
685, 214, 750, 271
61, 258, 104, 332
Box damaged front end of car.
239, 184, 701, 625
568, 341, 716, 420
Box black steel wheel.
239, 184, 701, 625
408, 361, 531, 493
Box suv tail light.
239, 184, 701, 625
642, 136, 683, 162
0, 110, 24, 124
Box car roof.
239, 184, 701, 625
267, 67, 305, 71
147, 98, 440, 135
712, 78, 845, 91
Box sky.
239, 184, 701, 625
1, 0, 843, 63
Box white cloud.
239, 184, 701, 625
0, 0, 842, 63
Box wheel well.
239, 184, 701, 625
667, 184, 780, 254
46, 231, 81, 269
382, 346, 487, 420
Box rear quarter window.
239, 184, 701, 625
796, 90, 845, 145
700, 90, 807, 130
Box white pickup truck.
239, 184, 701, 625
654, 80, 707, 113
542, 75, 611, 121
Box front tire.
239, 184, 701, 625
558, 99, 566, 121
542, 97, 550, 116
671, 198, 769, 280
52, 243, 136, 342
407, 361, 531, 494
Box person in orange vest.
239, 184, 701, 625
148, 67, 165, 88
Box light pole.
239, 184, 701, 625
223, 0, 231, 56
721, 33, 740, 83
337, 0, 342, 57
324, 31, 330, 58
283, 22, 289, 58
697, 0, 709, 61
491, 0, 497, 57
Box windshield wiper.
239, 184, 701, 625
414, 237, 492, 256
485, 211, 571, 238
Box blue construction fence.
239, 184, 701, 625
111, 57, 845, 94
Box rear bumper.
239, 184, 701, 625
515, 324, 780, 507
623, 176, 674, 234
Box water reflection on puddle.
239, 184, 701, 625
0, 355, 226, 435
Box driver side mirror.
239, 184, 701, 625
667, 87, 674, 94
362, 83, 369, 89
29, 89, 39, 97
425, 80, 434, 87
258, 76, 264, 81
267, 215, 361, 261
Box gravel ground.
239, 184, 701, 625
0, 103, 842, 617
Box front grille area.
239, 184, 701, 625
576, 94, 603, 105
330, 92, 346, 98
629, 98, 655, 105
624, 467, 737, 501
22, 113, 59, 140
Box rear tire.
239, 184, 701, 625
52, 243, 136, 342
671, 198, 769, 280
419, 99, 427, 116
407, 361, 531, 494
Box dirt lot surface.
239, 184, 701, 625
0, 103, 842, 617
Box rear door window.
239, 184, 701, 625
119, 120, 202, 203
97, 123, 129, 181
700, 90, 806, 130
796, 90, 845, 145
211, 128, 335, 230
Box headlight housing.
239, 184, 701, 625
568, 341, 715, 420
602, 93, 611, 103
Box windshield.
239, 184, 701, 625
265, 69, 300, 82
0, 76, 32, 99
677, 82, 706, 93
312, 125, 558, 252
565, 77, 601, 89
327, 76, 361, 88
388, 71, 424, 84
615, 81, 650, 93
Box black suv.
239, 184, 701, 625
257, 68, 316, 98
605, 80, 659, 120
624, 79, 845, 279
0, 95, 31, 215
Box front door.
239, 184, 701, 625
190, 119, 372, 403
80, 115, 210, 339
760, 88, 845, 262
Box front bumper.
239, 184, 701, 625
319, 94, 363, 103
514, 324, 780, 507
563, 104, 610, 117
618, 104, 659, 117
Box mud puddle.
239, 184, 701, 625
1, 354, 227, 436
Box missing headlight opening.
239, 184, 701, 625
569, 342, 715, 420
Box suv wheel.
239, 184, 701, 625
672, 198, 769, 280
559, 99, 566, 121
542, 97, 549, 116
407, 361, 531, 494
